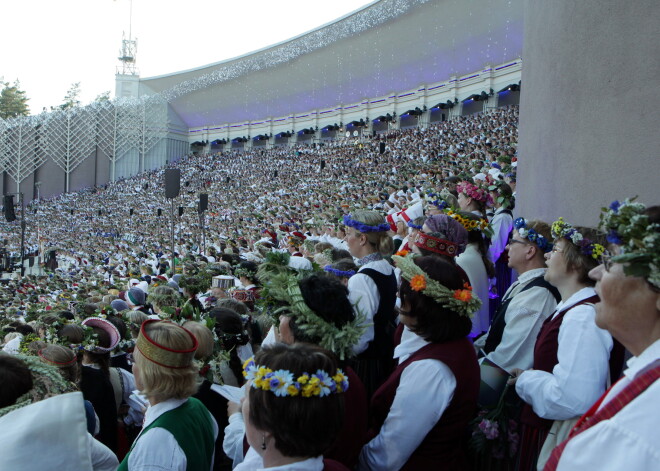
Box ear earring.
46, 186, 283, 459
261, 434, 267, 451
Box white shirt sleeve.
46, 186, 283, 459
357, 359, 456, 471
119, 368, 137, 404
488, 212, 513, 263
516, 304, 613, 420
348, 272, 379, 355
128, 427, 187, 471
554, 366, 660, 471
485, 286, 558, 371
223, 412, 246, 468
88, 433, 119, 471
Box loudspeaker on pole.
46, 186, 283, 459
164, 168, 181, 199
198, 193, 208, 213
3, 195, 16, 222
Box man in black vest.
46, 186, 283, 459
474, 219, 560, 372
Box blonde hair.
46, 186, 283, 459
351, 210, 394, 256
134, 322, 198, 401
182, 321, 215, 360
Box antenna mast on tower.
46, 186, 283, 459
117, 0, 138, 75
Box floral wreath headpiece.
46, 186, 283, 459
513, 218, 552, 253
343, 214, 390, 233
445, 209, 493, 238
415, 232, 459, 258
243, 357, 349, 398
262, 273, 365, 361
457, 181, 493, 205
393, 254, 481, 318
323, 265, 356, 278
428, 194, 449, 210
599, 199, 660, 288
136, 319, 199, 369
551, 217, 606, 260
234, 266, 256, 280
487, 180, 513, 208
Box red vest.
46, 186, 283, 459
521, 295, 599, 430
325, 367, 368, 469
368, 338, 479, 470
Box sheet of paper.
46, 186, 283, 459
210, 383, 245, 403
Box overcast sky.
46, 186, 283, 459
1, 0, 374, 114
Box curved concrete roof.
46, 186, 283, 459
140, 0, 523, 128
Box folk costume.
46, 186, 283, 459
118, 321, 217, 471
515, 288, 618, 470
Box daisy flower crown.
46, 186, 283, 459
343, 214, 390, 233
243, 358, 349, 398
551, 217, 606, 260
599, 199, 660, 288
513, 218, 553, 253
392, 254, 481, 318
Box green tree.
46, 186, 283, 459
94, 90, 111, 103
0, 80, 30, 119
60, 82, 82, 110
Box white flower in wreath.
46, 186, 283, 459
570, 232, 583, 244
517, 228, 529, 239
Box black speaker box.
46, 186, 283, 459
198, 193, 208, 213
3, 195, 16, 222
165, 168, 181, 199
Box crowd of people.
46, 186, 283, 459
0, 104, 658, 471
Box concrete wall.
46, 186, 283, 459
517, 0, 660, 226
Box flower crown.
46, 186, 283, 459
343, 214, 390, 233
487, 180, 513, 208
392, 254, 481, 318
407, 220, 423, 230
599, 199, 660, 288
445, 209, 493, 238
243, 358, 349, 397
234, 267, 256, 279
428, 193, 449, 210
551, 217, 606, 260
513, 218, 552, 253
323, 265, 356, 278
457, 181, 493, 205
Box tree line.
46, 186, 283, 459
0, 79, 111, 119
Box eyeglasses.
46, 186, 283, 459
602, 253, 613, 271
550, 246, 564, 254
508, 239, 529, 246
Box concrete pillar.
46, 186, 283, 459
517, 0, 660, 226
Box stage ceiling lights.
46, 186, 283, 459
498, 82, 521, 93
